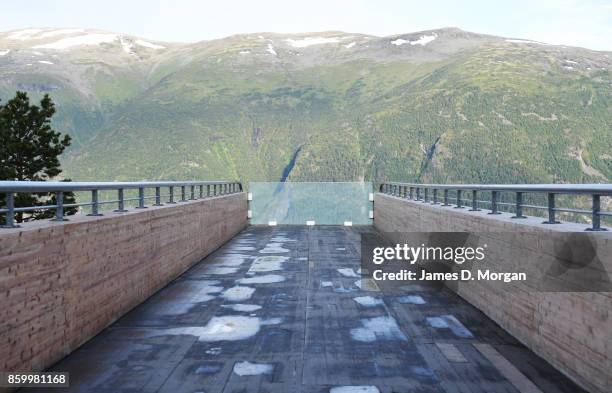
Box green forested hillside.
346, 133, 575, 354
0, 27, 610, 185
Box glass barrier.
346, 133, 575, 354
249, 182, 373, 225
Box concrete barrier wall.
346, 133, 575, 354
0, 193, 247, 375
374, 193, 612, 393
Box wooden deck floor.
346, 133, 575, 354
36, 226, 584, 393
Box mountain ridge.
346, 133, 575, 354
0, 26, 610, 187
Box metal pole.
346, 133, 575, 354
180, 186, 187, 201
207, 184, 211, 197
190, 185, 196, 200
409, 187, 414, 199
199, 185, 204, 198
443, 189, 450, 206
512, 192, 526, 218
136, 187, 147, 208
115, 189, 127, 212
489, 191, 501, 214
52, 191, 67, 221
168, 186, 176, 204
423, 188, 428, 203
455, 190, 463, 208
432, 189, 438, 204
469, 190, 480, 211
587, 194, 607, 231
543, 193, 560, 224
154, 187, 163, 206
88, 189, 102, 216
416, 187, 420, 201
2, 192, 19, 228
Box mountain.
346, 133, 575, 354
0, 27, 610, 185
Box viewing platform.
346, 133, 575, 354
1, 181, 610, 393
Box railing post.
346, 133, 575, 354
489, 191, 500, 214
587, 194, 607, 231
154, 187, 163, 206
432, 189, 438, 204
207, 184, 211, 197
114, 189, 127, 212
543, 193, 560, 224
443, 189, 450, 206
50, 191, 67, 221
455, 190, 463, 208
88, 189, 102, 216
1, 192, 19, 228
469, 190, 480, 211
416, 187, 420, 201
180, 186, 187, 201
190, 185, 196, 200
199, 185, 204, 198
136, 187, 147, 208
168, 186, 176, 204
423, 188, 428, 203
511, 192, 526, 218
409, 187, 414, 199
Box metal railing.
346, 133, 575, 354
380, 182, 612, 231
0, 180, 243, 228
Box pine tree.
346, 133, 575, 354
0, 91, 76, 222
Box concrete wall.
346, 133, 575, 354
374, 193, 612, 393
0, 193, 247, 376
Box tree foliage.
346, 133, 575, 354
0, 91, 75, 222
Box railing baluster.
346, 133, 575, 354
136, 187, 147, 209
154, 187, 163, 206
199, 185, 204, 198
455, 190, 463, 208
115, 189, 127, 212
2, 192, 18, 228
409, 187, 414, 199
190, 185, 196, 200
88, 189, 102, 216
512, 192, 525, 218
543, 193, 559, 224
588, 194, 607, 231
416, 187, 420, 201
469, 190, 480, 211
180, 186, 187, 202
423, 188, 428, 203
489, 191, 500, 214
443, 189, 450, 206
168, 186, 176, 204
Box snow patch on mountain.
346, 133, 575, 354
345, 42, 356, 49
120, 37, 134, 54
391, 38, 409, 46
135, 39, 165, 49
410, 33, 437, 46
39, 29, 85, 38
33, 33, 118, 49
267, 43, 277, 55
285, 37, 339, 47
0, 49, 9, 56
38, 60, 53, 65
7, 29, 43, 40
392, 33, 438, 46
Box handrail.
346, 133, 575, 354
379, 182, 611, 231
0, 180, 243, 228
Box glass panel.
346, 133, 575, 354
249, 182, 373, 225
